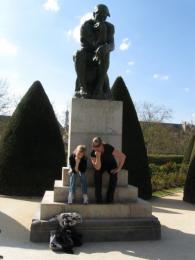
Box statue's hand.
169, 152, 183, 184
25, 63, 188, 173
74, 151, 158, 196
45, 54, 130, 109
96, 44, 108, 56
93, 44, 109, 63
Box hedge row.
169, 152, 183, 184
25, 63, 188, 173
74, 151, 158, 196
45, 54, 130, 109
148, 154, 184, 165
150, 162, 187, 192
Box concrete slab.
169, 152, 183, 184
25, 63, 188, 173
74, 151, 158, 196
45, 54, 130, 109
62, 167, 129, 187
30, 216, 160, 242
54, 180, 138, 203
40, 191, 151, 220
68, 98, 123, 159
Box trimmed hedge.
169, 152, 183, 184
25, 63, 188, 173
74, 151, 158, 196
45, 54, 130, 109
148, 154, 184, 165
111, 77, 152, 200
183, 154, 195, 203
182, 135, 195, 164
0, 81, 65, 196
150, 162, 187, 191
180, 134, 195, 175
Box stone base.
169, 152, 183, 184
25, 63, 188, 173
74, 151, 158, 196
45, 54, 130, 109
40, 191, 152, 220
29, 97, 161, 243
30, 214, 161, 242
68, 98, 123, 159
62, 167, 129, 187
54, 180, 138, 203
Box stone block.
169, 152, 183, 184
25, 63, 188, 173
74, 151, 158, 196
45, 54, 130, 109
30, 213, 161, 242
54, 180, 138, 203
68, 98, 123, 159
40, 191, 151, 220
62, 167, 129, 187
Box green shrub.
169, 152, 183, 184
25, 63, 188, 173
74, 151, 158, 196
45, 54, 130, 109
148, 154, 183, 165
0, 81, 65, 196
150, 163, 186, 192
179, 163, 189, 175
111, 77, 152, 199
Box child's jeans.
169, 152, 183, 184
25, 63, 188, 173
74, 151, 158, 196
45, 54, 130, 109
69, 172, 87, 194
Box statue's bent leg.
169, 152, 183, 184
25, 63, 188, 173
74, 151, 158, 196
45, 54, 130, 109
74, 49, 87, 92
94, 53, 110, 98
103, 74, 112, 99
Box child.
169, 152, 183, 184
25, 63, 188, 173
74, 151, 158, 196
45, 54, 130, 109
68, 145, 88, 204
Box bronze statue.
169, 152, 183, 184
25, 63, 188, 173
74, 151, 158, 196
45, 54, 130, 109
73, 4, 115, 99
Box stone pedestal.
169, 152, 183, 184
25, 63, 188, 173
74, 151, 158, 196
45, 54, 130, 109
68, 98, 123, 160
30, 98, 161, 242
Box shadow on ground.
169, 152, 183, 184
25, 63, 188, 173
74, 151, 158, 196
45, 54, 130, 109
0, 211, 47, 250
152, 206, 181, 214
74, 225, 195, 259
0, 195, 41, 202
1, 209, 195, 260
151, 194, 195, 211
1, 193, 195, 259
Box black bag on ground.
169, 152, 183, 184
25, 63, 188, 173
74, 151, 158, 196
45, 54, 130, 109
49, 212, 82, 254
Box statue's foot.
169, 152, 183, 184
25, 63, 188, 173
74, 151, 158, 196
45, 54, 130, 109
74, 92, 82, 98
74, 87, 88, 99
92, 87, 105, 100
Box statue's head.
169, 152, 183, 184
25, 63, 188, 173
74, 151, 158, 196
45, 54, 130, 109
93, 4, 110, 22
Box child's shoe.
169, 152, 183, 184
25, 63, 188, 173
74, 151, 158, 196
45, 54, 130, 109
68, 192, 74, 204
83, 194, 88, 204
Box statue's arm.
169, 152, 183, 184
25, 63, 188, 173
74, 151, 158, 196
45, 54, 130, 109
80, 21, 96, 48
95, 23, 115, 55
106, 23, 115, 52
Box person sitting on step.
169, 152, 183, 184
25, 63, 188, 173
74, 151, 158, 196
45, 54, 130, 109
68, 145, 88, 204
91, 137, 126, 204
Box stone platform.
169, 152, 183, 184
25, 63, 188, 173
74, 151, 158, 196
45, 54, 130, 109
41, 190, 151, 220
68, 98, 123, 159
30, 167, 161, 242
30, 214, 160, 242
30, 98, 161, 242
62, 167, 128, 187
54, 182, 138, 203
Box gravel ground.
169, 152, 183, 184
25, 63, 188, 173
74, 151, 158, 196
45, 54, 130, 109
0, 192, 195, 260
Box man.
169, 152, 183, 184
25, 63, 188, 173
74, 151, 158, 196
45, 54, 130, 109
74, 4, 115, 99
91, 137, 126, 203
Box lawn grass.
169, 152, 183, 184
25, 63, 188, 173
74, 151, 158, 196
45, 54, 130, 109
152, 186, 183, 198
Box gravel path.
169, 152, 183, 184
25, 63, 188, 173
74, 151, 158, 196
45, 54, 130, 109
0, 192, 195, 260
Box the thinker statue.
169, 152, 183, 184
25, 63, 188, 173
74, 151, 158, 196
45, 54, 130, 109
73, 4, 115, 99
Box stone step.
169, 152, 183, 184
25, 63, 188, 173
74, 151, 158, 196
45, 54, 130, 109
40, 191, 152, 220
77, 217, 161, 242
62, 167, 128, 187
30, 215, 161, 242
54, 180, 138, 203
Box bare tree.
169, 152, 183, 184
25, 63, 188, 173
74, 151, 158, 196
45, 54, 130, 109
137, 102, 172, 122
137, 102, 179, 154
0, 79, 11, 115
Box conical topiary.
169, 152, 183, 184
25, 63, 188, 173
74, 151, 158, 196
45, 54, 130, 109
183, 154, 195, 203
180, 134, 195, 174
183, 135, 195, 164
111, 77, 152, 199
0, 81, 65, 196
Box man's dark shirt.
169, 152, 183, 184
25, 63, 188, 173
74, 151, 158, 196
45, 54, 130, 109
91, 143, 117, 171
69, 154, 87, 173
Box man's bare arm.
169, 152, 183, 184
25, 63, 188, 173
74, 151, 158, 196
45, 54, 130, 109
91, 152, 101, 170
111, 149, 126, 174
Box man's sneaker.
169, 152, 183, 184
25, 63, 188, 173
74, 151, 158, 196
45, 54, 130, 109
68, 192, 74, 204
83, 194, 89, 204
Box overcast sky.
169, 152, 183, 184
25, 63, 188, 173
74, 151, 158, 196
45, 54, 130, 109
0, 0, 195, 124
